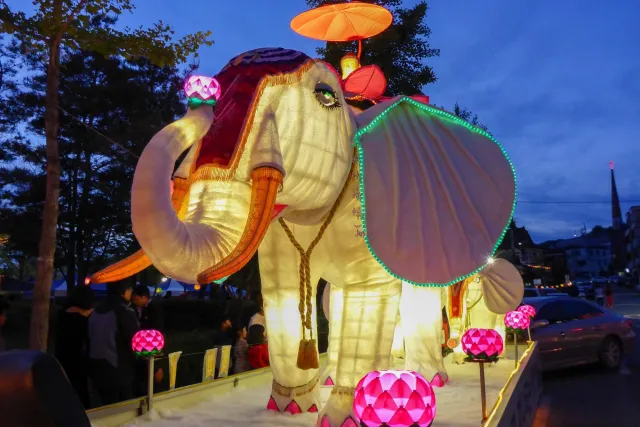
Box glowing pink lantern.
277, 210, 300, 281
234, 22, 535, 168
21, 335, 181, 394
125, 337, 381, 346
517, 304, 536, 319
353, 370, 436, 427
461, 328, 504, 362
504, 310, 531, 331
132, 329, 165, 356
184, 75, 221, 101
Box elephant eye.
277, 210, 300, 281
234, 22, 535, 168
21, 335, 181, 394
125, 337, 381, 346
314, 83, 341, 109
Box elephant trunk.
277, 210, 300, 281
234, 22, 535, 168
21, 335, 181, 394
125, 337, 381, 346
128, 106, 282, 284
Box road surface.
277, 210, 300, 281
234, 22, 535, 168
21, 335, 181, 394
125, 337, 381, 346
533, 288, 640, 427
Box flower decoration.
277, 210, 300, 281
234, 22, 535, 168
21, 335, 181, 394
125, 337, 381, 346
353, 370, 436, 427
517, 304, 536, 319
461, 328, 504, 363
504, 310, 531, 332
184, 75, 221, 109
132, 329, 165, 357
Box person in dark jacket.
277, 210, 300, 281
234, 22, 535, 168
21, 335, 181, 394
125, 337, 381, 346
55, 286, 95, 408
88, 281, 139, 405
132, 285, 164, 396
132, 285, 164, 331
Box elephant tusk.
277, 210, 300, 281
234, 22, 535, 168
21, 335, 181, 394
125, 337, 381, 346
90, 176, 193, 283
196, 166, 283, 284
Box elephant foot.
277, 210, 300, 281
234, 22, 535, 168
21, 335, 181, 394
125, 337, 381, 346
320, 364, 336, 386
317, 387, 357, 427
267, 373, 321, 414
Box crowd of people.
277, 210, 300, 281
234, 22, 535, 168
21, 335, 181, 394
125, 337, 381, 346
51, 281, 269, 409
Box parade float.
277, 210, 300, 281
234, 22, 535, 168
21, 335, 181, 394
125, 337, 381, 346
0, 3, 542, 427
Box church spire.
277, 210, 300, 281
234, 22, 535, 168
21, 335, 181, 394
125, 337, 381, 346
610, 161, 623, 229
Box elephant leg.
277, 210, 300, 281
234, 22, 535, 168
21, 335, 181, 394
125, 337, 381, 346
320, 285, 343, 387
318, 280, 401, 427
400, 282, 449, 384
390, 310, 405, 362
259, 229, 322, 414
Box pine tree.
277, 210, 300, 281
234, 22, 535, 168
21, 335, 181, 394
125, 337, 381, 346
305, 0, 439, 97
0, 2, 212, 350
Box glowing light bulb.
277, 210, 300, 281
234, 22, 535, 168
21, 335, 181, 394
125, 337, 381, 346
161, 277, 168, 282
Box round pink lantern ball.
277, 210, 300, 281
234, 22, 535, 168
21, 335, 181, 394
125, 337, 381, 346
461, 328, 504, 362
504, 310, 531, 331
184, 75, 221, 101
353, 370, 437, 427
132, 329, 165, 356
517, 304, 536, 318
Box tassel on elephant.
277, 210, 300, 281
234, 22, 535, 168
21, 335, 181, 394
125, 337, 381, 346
90, 48, 517, 427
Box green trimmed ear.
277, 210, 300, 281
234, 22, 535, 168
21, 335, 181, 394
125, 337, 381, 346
354, 96, 516, 287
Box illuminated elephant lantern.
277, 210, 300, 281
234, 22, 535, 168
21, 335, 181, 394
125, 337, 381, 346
446, 259, 524, 364
91, 48, 516, 427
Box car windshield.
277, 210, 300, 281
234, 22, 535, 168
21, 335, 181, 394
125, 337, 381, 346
534, 299, 604, 324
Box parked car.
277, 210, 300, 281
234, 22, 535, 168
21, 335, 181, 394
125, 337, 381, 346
523, 288, 569, 298
525, 296, 636, 371
573, 280, 595, 300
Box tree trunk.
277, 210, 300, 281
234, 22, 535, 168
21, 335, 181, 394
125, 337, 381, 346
30, 40, 62, 351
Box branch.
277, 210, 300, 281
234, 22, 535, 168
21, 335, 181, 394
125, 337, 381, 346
0, 6, 45, 42
60, 0, 88, 34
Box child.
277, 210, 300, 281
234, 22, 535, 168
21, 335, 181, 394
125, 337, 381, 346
234, 327, 250, 374
247, 297, 269, 369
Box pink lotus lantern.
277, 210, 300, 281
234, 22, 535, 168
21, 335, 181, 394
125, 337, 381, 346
353, 370, 437, 427
517, 304, 536, 319
461, 328, 504, 363
184, 75, 221, 105
132, 329, 165, 357
504, 310, 531, 332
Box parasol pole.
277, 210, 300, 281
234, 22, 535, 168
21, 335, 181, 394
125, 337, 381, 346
357, 39, 362, 59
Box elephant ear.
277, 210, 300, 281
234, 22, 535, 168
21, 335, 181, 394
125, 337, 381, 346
354, 96, 516, 285
476, 259, 524, 314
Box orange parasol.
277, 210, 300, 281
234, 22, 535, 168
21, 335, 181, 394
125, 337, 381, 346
291, 2, 392, 42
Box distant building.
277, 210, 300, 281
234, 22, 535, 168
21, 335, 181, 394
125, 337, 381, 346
610, 161, 627, 271
496, 221, 545, 266
625, 206, 640, 277
541, 231, 612, 277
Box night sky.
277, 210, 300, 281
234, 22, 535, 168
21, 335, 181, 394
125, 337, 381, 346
7, 0, 640, 242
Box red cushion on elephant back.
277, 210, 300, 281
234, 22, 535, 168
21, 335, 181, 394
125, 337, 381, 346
195, 48, 313, 170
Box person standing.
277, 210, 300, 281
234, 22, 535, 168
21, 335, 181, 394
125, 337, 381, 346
247, 293, 269, 369
54, 286, 95, 408
131, 285, 165, 396
88, 281, 139, 405
605, 283, 614, 308
132, 285, 164, 331
0, 297, 9, 352
595, 285, 605, 306
233, 327, 250, 374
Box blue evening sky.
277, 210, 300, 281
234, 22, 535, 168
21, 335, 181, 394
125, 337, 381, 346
7, 0, 640, 242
